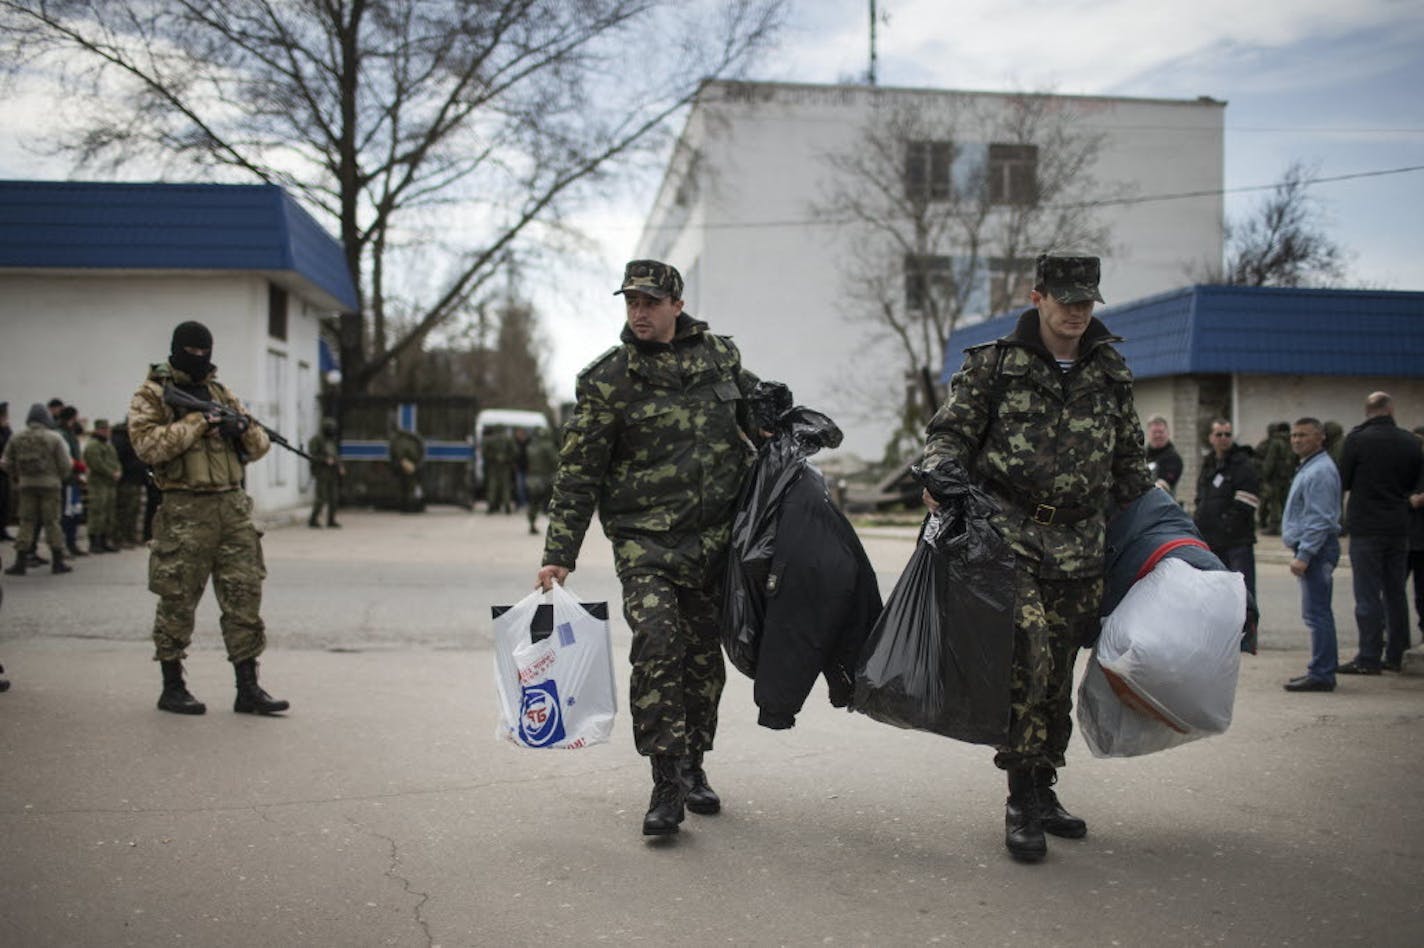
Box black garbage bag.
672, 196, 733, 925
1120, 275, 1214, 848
852, 461, 1016, 744
721, 384, 846, 678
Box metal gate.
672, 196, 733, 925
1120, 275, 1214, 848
323, 394, 479, 510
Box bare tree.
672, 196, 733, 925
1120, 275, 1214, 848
1219, 161, 1347, 287
0, 0, 785, 394
811, 92, 1122, 455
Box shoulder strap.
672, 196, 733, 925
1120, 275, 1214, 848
977, 343, 1009, 452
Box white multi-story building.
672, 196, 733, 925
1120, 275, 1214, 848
635, 80, 1226, 460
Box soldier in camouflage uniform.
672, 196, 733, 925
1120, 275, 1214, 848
388, 425, 425, 513
82, 418, 122, 553
1256, 422, 1295, 535
482, 425, 516, 514
921, 255, 1152, 863
129, 321, 289, 717
1, 403, 75, 576
536, 260, 759, 837
307, 417, 344, 528
522, 426, 557, 535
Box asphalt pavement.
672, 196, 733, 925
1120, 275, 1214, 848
1, 507, 1422, 947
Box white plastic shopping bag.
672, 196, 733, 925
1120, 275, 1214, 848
491, 584, 618, 749
1077, 558, 1245, 758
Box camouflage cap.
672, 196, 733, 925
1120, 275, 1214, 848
1036, 254, 1104, 305
614, 259, 683, 300
93, 418, 110, 429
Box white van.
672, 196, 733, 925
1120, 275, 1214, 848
473, 408, 551, 495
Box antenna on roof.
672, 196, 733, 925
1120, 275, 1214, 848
868, 0, 878, 86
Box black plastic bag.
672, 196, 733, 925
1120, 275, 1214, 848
722, 384, 843, 678
853, 461, 1016, 745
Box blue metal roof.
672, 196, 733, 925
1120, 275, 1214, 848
0, 180, 358, 311
942, 284, 1424, 381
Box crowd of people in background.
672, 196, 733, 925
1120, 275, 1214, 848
1140, 396, 1424, 690
1, 397, 165, 578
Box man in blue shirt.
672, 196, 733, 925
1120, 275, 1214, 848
1281, 417, 1343, 692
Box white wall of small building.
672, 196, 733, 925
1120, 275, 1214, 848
0, 271, 327, 516
639, 83, 1225, 461
1133, 372, 1424, 512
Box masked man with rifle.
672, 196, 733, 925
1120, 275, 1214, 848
128, 320, 289, 717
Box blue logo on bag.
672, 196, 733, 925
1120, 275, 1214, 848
519, 679, 566, 747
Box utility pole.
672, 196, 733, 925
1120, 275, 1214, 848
868, 0, 878, 85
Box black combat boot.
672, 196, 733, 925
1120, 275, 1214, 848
50, 548, 72, 574
326, 512, 341, 528
1005, 768, 1047, 862
89, 533, 112, 554
642, 754, 687, 836
66, 540, 89, 557
682, 750, 721, 815
4, 552, 26, 576
308, 512, 321, 528
157, 660, 206, 715
1033, 766, 1087, 839
233, 658, 290, 714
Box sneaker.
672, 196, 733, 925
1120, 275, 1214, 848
1335, 660, 1381, 676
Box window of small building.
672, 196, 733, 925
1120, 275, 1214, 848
268, 283, 288, 340
904, 140, 953, 203
988, 143, 1038, 206
904, 254, 953, 310
987, 256, 1036, 313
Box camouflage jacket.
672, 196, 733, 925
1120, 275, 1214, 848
923, 309, 1152, 579
1, 423, 72, 489
388, 430, 424, 470
129, 362, 271, 492
543, 314, 758, 585
307, 433, 341, 479
82, 437, 120, 486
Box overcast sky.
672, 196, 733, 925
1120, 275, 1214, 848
541, 0, 1424, 398
3, 1, 1420, 404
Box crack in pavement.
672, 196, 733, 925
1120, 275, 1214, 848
346, 815, 434, 948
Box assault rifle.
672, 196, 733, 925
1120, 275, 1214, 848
162, 383, 316, 463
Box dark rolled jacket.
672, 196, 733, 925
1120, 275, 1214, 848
1339, 415, 1423, 538
1194, 445, 1259, 550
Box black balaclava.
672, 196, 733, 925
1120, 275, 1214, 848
170, 321, 215, 380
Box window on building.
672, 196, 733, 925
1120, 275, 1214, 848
987, 144, 1038, 206
905, 254, 953, 310
904, 140, 952, 203
268, 283, 288, 340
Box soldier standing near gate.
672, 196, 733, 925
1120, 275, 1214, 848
535, 260, 761, 837
307, 417, 344, 528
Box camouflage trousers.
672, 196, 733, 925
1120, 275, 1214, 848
621, 572, 727, 757
993, 571, 1104, 772
116, 483, 143, 544
148, 490, 267, 663
87, 481, 116, 536
310, 472, 339, 522
13, 486, 63, 553
525, 477, 550, 530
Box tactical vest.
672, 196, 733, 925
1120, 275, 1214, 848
149, 371, 247, 492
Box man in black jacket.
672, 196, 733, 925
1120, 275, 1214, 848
1145, 415, 1184, 498
1337, 392, 1423, 674
1194, 418, 1260, 619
